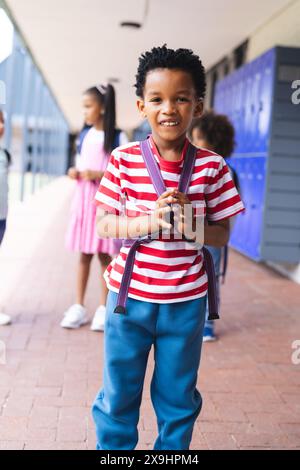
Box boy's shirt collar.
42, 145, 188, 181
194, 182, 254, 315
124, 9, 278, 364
148, 134, 190, 172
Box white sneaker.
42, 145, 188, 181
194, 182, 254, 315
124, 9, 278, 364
90, 305, 106, 332
60, 304, 88, 329
0, 313, 11, 326
203, 334, 217, 343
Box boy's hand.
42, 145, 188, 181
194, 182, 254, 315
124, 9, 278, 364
80, 170, 104, 181
80, 169, 94, 181
171, 189, 196, 240
152, 189, 177, 233
67, 167, 79, 180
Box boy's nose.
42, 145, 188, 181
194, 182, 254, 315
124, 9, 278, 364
162, 101, 176, 114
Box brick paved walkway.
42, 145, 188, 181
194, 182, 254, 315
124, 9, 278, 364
0, 177, 299, 450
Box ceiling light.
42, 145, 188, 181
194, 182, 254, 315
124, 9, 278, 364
120, 0, 149, 30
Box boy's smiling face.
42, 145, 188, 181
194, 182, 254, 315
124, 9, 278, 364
137, 68, 203, 147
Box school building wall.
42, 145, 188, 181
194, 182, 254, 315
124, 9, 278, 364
247, 0, 300, 62
248, 0, 300, 284
207, 0, 300, 284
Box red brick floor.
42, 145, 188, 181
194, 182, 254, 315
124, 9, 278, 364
0, 177, 299, 450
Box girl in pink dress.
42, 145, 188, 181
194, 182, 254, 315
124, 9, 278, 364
62, 84, 128, 331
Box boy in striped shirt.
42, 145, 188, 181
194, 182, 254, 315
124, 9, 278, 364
92, 45, 244, 450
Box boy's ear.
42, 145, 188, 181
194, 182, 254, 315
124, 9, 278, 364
193, 98, 204, 118
137, 99, 146, 118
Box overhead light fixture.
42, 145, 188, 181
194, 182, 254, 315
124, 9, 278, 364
120, 0, 149, 29
120, 21, 141, 29
107, 77, 120, 84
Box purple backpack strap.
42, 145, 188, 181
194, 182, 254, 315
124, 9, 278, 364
113, 237, 152, 314
114, 138, 219, 320
202, 247, 219, 321
140, 139, 166, 197
141, 138, 197, 196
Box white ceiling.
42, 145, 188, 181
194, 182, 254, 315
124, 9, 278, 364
6, 0, 291, 132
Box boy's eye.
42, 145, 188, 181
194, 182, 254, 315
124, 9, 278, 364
148, 97, 189, 104
149, 97, 188, 102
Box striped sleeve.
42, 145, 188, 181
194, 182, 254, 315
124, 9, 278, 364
205, 156, 245, 222
94, 149, 123, 215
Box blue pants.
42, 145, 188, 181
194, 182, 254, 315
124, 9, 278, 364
204, 245, 221, 329
0, 219, 6, 246
92, 290, 207, 450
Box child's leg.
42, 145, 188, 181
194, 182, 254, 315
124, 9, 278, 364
97, 253, 111, 306
76, 253, 93, 305
92, 290, 156, 450
151, 296, 207, 450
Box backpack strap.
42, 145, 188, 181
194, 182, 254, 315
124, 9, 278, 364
140, 137, 198, 197
112, 129, 121, 151
140, 138, 167, 196
113, 236, 152, 314
77, 127, 121, 157
202, 247, 219, 320
114, 137, 219, 320
141, 138, 219, 320
77, 126, 92, 155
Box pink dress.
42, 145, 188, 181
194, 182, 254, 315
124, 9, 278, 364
65, 127, 127, 255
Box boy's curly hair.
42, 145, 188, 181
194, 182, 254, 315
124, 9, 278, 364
134, 44, 206, 99
189, 110, 236, 158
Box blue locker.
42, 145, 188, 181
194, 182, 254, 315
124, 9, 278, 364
228, 157, 248, 254
214, 46, 300, 263
237, 68, 246, 154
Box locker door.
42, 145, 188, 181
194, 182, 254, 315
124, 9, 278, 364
229, 157, 249, 253
244, 62, 255, 153
238, 67, 247, 155
231, 72, 239, 150
214, 81, 221, 111
257, 49, 275, 154
234, 69, 244, 154
252, 58, 263, 153
250, 60, 261, 152
244, 157, 254, 256
228, 74, 235, 124
246, 157, 266, 260
224, 77, 230, 117
214, 79, 225, 114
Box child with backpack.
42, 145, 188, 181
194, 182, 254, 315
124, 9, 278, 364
0, 109, 12, 326
92, 46, 244, 450
62, 84, 128, 331
190, 111, 240, 341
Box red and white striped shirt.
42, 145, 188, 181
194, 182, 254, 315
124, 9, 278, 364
94, 135, 244, 303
